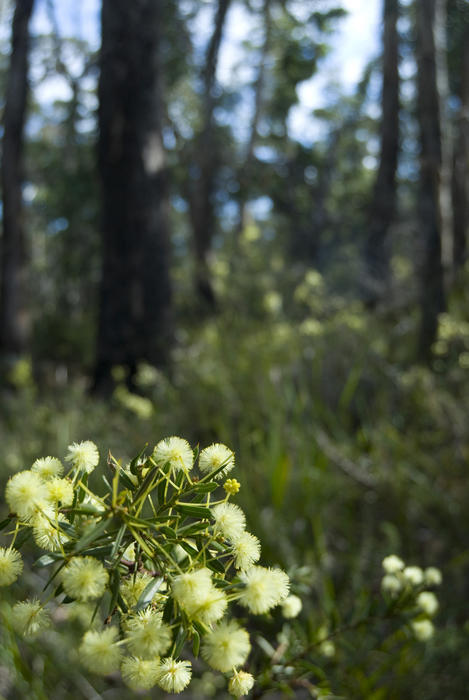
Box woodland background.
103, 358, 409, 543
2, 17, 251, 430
0, 0, 469, 697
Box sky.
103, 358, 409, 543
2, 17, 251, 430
21, 0, 382, 145
217, 0, 382, 142
289, 0, 381, 141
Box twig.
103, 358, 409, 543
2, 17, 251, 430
315, 429, 377, 489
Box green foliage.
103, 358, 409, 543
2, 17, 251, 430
2, 275, 469, 696
0, 432, 442, 699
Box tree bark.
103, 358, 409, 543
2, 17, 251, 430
435, 0, 454, 274
236, 0, 271, 237
416, 0, 446, 360
364, 0, 399, 305
93, 0, 172, 394
0, 0, 35, 363
187, 0, 231, 308
451, 19, 469, 268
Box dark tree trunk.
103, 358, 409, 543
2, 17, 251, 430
435, 0, 453, 274
451, 21, 469, 267
236, 0, 271, 237
187, 0, 231, 309
0, 0, 35, 365
364, 0, 400, 305
416, 0, 446, 360
93, 0, 172, 394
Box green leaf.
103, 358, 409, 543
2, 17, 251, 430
108, 569, 121, 614
119, 471, 136, 491
129, 444, 148, 475
157, 478, 166, 507
61, 595, 76, 604
134, 466, 158, 504
192, 630, 200, 657
124, 515, 153, 529
64, 505, 103, 516
118, 592, 128, 614
0, 517, 12, 531
91, 598, 101, 625
256, 634, 276, 658
111, 524, 127, 560
33, 554, 62, 568
177, 521, 209, 536
212, 579, 238, 590
77, 544, 114, 559
159, 525, 177, 539
162, 596, 173, 624
136, 576, 165, 611
78, 474, 88, 503
57, 521, 78, 537
191, 481, 218, 493
208, 540, 225, 552
174, 503, 212, 519
192, 620, 207, 637
190, 492, 209, 504
69, 490, 79, 524
14, 527, 32, 549
172, 626, 187, 658
179, 541, 198, 557
73, 517, 111, 553
42, 560, 67, 591
206, 558, 225, 574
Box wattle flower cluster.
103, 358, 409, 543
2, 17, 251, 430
0, 437, 295, 697
381, 554, 442, 641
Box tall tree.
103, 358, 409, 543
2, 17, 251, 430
93, 0, 172, 393
236, 0, 272, 237
187, 0, 232, 308
364, 0, 400, 305
416, 0, 446, 359
449, 0, 469, 268
435, 0, 453, 273
0, 0, 35, 367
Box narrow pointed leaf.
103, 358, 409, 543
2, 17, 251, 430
136, 576, 164, 611
73, 517, 111, 553
172, 627, 187, 658
33, 554, 62, 568
0, 517, 12, 531
206, 558, 225, 574
191, 481, 218, 493
129, 444, 148, 475
174, 504, 212, 519
192, 630, 200, 657
111, 524, 127, 560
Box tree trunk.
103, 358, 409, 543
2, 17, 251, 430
435, 0, 454, 274
188, 0, 231, 309
0, 0, 35, 365
451, 20, 469, 268
364, 0, 399, 305
236, 0, 271, 238
416, 0, 446, 360
93, 0, 172, 394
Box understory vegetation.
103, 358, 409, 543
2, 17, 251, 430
1, 266, 469, 698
